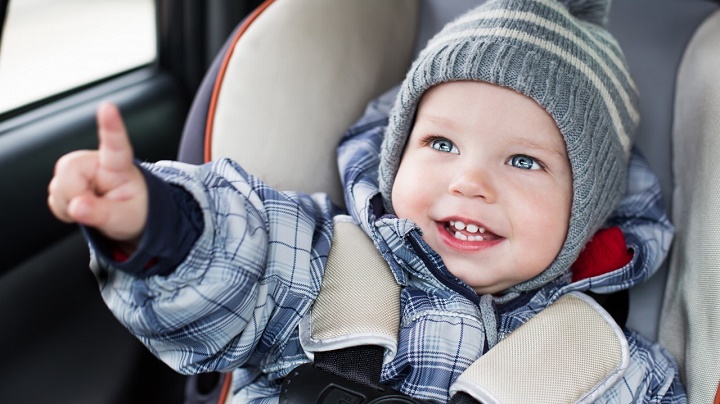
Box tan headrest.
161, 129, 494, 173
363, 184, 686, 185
206, 0, 418, 206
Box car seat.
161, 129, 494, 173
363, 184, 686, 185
177, 0, 720, 402
658, 8, 720, 404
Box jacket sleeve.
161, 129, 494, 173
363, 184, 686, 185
89, 158, 335, 375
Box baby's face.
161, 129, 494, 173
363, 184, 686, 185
392, 81, 572, 295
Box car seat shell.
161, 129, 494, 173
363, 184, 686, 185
177, 0, 720, 401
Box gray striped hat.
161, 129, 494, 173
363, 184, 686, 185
379, 0, 639, 293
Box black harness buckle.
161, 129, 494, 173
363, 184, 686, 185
280, 363, 425, 404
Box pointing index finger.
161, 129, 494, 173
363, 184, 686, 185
97, 102, 134, 172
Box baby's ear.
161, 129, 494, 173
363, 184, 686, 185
571, 226, 633, 282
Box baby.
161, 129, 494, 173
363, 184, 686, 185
48, 0, 684, 401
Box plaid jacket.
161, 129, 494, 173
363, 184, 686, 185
90, 88, 684, 402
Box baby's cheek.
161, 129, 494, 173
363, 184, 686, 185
391, 174, 421, 217
392, 192, 420, 222
393, 189, 434, 234
522, 204, 567, 257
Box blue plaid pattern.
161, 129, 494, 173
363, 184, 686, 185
93, 160, 335, 380
91, 87, 684, 402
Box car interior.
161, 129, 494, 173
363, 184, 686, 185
0, 0, 718, 403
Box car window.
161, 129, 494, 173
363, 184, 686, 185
0, 0, 156, 114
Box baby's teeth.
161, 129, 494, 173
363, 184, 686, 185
450, 221, 487, 241
454, 232, 485, 242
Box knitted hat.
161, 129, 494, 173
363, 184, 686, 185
379, 0, 639, 293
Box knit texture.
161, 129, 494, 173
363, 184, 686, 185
379, 0, 639, 292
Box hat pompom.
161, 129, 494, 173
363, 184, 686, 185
557, 0, 611, 26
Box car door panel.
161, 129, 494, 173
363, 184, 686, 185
0, 70, 188, 403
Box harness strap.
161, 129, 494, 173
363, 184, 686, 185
449, 292, 630, 403
449, 392, 481, 404
285, 217, 419, 402
313, 345, 385, 389
299, 219, 630, 403
299, 216, 401, 358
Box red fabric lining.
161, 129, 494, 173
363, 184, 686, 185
112, 249, 157, 269
571, 226, 633, 282
112, 249, 130, 263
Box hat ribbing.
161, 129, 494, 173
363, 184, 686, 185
379, 0, 639, 292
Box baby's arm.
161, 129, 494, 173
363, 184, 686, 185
48, 104, 335, 377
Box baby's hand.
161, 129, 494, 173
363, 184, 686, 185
48, 103, 148, 245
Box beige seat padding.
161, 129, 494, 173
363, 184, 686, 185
450, 293, 629, 404
208, 0, 418, 206
659, 10, 720, 404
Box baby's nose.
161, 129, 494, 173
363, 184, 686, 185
447, 167, 497, 202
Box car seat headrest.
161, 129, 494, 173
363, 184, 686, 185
190, 0, 418, 207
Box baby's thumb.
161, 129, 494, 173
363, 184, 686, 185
97, 103, 134, 173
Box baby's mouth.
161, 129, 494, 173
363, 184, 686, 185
445, 220, 500, 241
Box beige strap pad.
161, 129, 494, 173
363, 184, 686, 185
299, 216, 400, 359
450, 292, 629, 404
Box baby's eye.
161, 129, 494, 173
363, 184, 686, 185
509, 155, 541, 170
430, 138, 459, 154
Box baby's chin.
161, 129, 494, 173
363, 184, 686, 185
446, 268, 510, 296
470, 284, 509, 296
